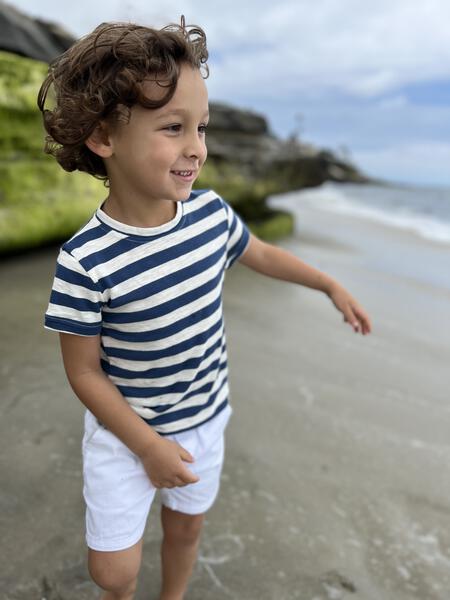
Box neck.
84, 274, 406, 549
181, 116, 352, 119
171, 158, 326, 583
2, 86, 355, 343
102, 193, 177, 228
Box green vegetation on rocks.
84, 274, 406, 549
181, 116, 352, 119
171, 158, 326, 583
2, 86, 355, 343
0, 51, 105, 255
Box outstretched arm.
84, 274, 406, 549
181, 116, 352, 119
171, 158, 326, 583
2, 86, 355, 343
238, 233, 372, 335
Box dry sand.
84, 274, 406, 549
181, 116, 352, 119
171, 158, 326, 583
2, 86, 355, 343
1, 194, 450, 599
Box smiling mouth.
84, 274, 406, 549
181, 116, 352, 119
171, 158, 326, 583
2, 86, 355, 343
171, 170, 195, 176
170, 170, 196, 182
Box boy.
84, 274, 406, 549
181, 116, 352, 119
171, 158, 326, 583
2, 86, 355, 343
39, 17, 371, 600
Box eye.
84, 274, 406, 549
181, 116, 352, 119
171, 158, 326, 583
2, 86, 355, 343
164, 124, 181, 132
199, 124, 208, 134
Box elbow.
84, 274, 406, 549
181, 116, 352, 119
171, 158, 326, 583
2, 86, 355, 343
66, 365, 104, 394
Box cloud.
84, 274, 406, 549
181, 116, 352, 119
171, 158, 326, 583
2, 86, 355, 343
10, 0, 450, 98
204, 0, 450, 102
377, 95, 408, 110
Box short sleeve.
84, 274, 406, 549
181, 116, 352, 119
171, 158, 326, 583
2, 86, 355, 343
221, 197, 251, 270
44, 249, 104, 336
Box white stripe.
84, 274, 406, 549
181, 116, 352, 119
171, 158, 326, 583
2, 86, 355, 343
107, 337, 224, 390
128, 369, 228, 421
64, 214, 100, 245
105, 281, 222, 333
87, 195, 225, 280
44, 325, 98, 337
52, 277, 105, 303
228, 218, 243, 250
46, 302, 100, 324
72, 229, 128, 261
106, 324, 223, 372
104, 230, 227, 302
58, 249, 91, 274
104, 254, 225, 314
102, 306, 223, 351
185, 189, 218, 209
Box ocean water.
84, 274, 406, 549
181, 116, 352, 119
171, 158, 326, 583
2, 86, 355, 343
268, 181, 450, 293
277, 182, 450, 246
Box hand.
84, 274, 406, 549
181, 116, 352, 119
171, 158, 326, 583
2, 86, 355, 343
139, 436, 200, 489
328, 283, 372, 335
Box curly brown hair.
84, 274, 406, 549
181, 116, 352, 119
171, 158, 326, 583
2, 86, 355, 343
37, 17, 209, 184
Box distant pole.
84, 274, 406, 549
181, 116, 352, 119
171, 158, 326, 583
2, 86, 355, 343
294, 112, 304, 141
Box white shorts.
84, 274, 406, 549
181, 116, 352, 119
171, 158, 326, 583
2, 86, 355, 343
82, 404, 232, 552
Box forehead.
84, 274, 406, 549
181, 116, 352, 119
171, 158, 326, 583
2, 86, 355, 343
141, 65, 209, 119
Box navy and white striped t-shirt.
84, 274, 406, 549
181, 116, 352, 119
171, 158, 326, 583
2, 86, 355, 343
45, 189, 250, 435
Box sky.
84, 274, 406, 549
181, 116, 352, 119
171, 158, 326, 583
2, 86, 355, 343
7, 0, 450, 188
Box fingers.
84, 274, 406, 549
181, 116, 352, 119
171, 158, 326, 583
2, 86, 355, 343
345, 303, 372, 335
173, 443, 200, 483
181, 472, 200, 485
166, 475, 195, 488
331, 287, 372, 335
343, 305, 359, 332
178, 445, 195, 463
177, 447, 200, 484
353, 305, 372, 334
152, 469, 199, 489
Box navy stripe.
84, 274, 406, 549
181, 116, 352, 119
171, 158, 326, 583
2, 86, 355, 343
143, 376, 228, 426
155, 399, 229, 436
55, 263, 101, 291
85, 200, 223, 281
50, 290, 102, 313
102, 316, 223, 361
102, 268, 222, 323
64, 223, 110, 254
102, 294, 221, 342
228, 226, 250, 268
84, 235, 141, 267
101, 337, 223, 379
115, 356, 225, 399
45, 314, 101, 335
67, 198, 221, 271
106, 243, 226, 309
96, 219, 227, 290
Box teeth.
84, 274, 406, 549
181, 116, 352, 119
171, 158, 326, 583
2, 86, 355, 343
173, 170, 192, 176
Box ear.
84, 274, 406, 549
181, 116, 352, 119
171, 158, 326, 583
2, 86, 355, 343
84, 122, 114, 158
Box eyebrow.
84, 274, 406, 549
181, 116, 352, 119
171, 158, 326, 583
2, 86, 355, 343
156, 109, 209, 120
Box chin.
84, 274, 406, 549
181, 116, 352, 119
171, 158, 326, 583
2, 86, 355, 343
175, 186, 194, 199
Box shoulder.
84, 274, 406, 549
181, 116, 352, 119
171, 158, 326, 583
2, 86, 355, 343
186, 188, 227, 216
189, 188, 224, 204
61, 210, 101, 256
55, 210, 110, 284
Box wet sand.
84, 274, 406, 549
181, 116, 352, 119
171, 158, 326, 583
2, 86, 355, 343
1, 194, 450, 599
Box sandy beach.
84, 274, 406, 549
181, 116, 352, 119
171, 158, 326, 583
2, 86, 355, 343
1, 190, 450, 599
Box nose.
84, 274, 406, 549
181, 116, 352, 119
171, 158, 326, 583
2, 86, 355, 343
183, 128, 207, 163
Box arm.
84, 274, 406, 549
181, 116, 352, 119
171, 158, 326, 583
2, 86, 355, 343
239, 233, 372, 335
59, 332, 199, 487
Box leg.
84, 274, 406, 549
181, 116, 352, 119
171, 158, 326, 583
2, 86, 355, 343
158, 505, 205, 600
88, 537, 143, 600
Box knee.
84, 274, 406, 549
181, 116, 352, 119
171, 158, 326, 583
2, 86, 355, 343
88, 551, 139, 595
162, 510, 204, 546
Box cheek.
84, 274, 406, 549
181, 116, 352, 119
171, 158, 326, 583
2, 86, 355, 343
147, 138, 179, 163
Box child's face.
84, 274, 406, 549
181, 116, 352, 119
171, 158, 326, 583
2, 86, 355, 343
104, 63, 209, 205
